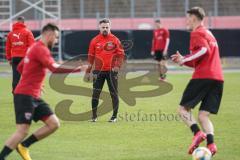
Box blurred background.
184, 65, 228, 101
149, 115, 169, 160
0, 0, 240, 68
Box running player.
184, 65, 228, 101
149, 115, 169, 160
0, 23, 86, 160
171, 7, 224, 156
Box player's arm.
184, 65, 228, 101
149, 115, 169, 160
171, 34, 208, 67
86, 39, 95, 73
48, 62, 84, 73
163, 29, 170, 55
181, 34, 208, 67
181, 47, 207, 67
39, 49, 85, 73
171, 47, 207, 67
27, 30, 35, 47
17, 58, 24, 74
113, 39, 125, 70
5, 33, 12, 63
151, 31, 155, 55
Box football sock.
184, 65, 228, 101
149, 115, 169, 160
190, 124, 200, 135
22, 134, 38, 148
0, 146, 12, 159
92, 101, 98, 118
207, 134, 214, 145
160, 74, 166, 79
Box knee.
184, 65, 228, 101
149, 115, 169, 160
110, 93, 119, 100
20, 130, 29, 137
92, 90, 101, 99
178, 106, 189, 115
177, 107, 183, 115
17, 127, 29, 137
198, 112, 209, 123
49, 118, 60, 131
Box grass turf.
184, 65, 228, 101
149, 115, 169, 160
0, 72, 239, 160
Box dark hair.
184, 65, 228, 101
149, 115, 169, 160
187, 7, 205, 20
41, 23, 59, 33
155, 19, 161, 23
17, 16, 25, 23
99, 18, 110, 24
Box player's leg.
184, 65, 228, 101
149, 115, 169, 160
198, 110, 217, 155
0, 124, 30, 159
155, 51, 167, 80
20, 116, 59, 149
198, 111, 214, 137
179, 79, 204, 131
179, 79, 211, 154
157, 61, 162, 79
178, 106, 206, 154
11, 57, 22, 91
106, 71, 119, 122
178, 106, 197, 128
198, 110, 217, 156
159, 59, 167, 80
20, 99, 57, 147
17, 98, 56, 160
198, 81, 223, 155
0, 94, 33, 159
153, 51, 162, 80
25, 115, 59, 143
91, 71, 106, 121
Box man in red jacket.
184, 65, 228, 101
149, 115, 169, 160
171, 7, 223, 156
5, 16, 35, 91
0, 23, 86, 160
151, 19, 170, 81
85, 18, 125, 122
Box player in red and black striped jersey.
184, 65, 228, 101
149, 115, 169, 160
171, 7, 223, 156
151, 19, 170, 81
0, 23, 87, 160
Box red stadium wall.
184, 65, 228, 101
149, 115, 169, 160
1, 16, 240, 30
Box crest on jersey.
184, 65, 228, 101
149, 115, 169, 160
104, 41, 116, 51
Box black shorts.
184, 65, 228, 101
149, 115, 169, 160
14, 94, 54, 124
154, 50, 167, 61
180, 79, 223, 114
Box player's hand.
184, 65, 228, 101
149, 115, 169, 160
40, 84, 45, 96
112, 66, 120, 72
84, 73, 91, 82
163, 50, 167, 56
8, 61, 12, 66
79, 64, 88, 72
151, 51, 155, 56
163, 50, 168, 60
171, 51, 183, 64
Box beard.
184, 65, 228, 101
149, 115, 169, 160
186, 26, 193, 31
47, 42, 55, 50
102, 30, 108, 36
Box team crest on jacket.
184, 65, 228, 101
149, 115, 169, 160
104, 41, 116, 51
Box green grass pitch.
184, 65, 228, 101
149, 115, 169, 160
0, 72, 239, 160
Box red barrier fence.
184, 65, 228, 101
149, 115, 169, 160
1, 16, 240, 30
